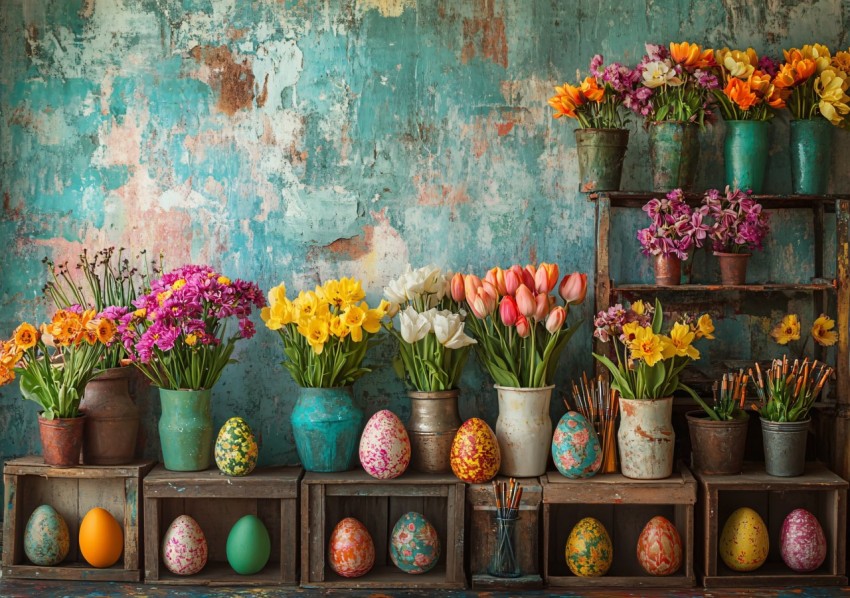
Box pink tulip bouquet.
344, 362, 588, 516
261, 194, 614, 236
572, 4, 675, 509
452, 264, 586, 388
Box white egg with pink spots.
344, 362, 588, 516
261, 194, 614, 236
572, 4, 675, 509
162, 514, 208, 575
781, 508, 827, 572
359, 410, 411, 480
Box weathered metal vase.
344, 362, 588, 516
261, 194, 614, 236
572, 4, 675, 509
574, 128, 629, 192
407, 389, 461, 474
290, 386, 363, 473
618, 397, 674, 479
686, 411, 748, 475
38, 414, 85, 467
761, 418, 809, 477
724, 120, 769, 193
495, 385, 553, 478
654, 254, 682, 286
790, 119, 833, 195
714, 252, 750, 285
648, 121, 700, 192
80, 367, 139, 465
158, 388, 213, 471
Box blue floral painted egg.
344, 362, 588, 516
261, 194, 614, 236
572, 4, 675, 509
389, 512, 441, 574
551, 411, 602, 479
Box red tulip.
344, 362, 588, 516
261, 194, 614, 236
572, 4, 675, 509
484, 267, 507, 296
522, 265, 536, 289
546, 306, 566, 333
450, 273, 465, 302
559, 272, 587, 305
505, 269, 522, 296
499, 296, 518, 327
516, 314, 531, 338
515, 284, 536, 318
534, 292, 549, 321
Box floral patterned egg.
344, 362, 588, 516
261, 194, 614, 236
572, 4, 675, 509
637, 516, 682, 576
215, 417, 259, 476
781, 508, 827, 572
24, 505, 69, 566
390, 512, 441, 574
359, 410, 411, 479
719, 507, 769, 572
566, 517, 613, 577
328, 517, 375, 578
162, 515, 208, 575
450, 418, 500, 484
551, 411, 602, 479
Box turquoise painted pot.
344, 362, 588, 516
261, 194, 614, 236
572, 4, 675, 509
291, 386, 363, 472
790, 119, 833, 195
724, 120, 769, 193
158, 388, 213, 471
648, 121, 700, 192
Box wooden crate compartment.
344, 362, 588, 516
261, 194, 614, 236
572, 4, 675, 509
695, 462, 847, 588
541, 467, 696, 588
300, 470, 465, 589
2, 456, 155, 582
143, 465, 301, 585
466, 475, 542, 590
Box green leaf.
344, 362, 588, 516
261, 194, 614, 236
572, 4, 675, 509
592, 353, 634, 399
652, 298, 663, 334
645, 361, 666, 397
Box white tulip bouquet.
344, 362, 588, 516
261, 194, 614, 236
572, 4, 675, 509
384, 265, 476, 391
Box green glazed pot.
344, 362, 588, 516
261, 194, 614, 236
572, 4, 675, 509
724, 120, 769, 193
790, 119, 833, 195
574, 128, 629, 192
648, 121, 700, 192
158, 388, 213, 471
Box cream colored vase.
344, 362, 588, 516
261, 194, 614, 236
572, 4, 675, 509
495, 385, 554, 477
618, 396, 675, 479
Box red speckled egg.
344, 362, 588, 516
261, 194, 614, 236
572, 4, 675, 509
450, 418, 500, 484
781, 508, 826, 572
359, 410, 411, 480
328, 517, 375, 578
636, 515, 682, 576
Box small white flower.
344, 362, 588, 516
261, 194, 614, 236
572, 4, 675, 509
399, 306, 431, 344
432, 311, 476, 349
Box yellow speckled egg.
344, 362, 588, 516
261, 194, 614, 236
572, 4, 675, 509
719, 507, 769, 572
215, 417, 259, 476
450, 418, 500, 484
566, 517, 613, 577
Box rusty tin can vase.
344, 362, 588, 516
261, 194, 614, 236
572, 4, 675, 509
714, 252, 750, 285
38, 414, 86, 467
686, 410, 749, 475
654, 254, 682, 286
80, 367, 139, 465
575, 128, 629, 192
618, 397, 674, 479
648, 121, 700, 192
407, 389, 461, 474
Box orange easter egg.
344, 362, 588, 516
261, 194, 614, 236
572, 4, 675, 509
79, 507, 123, 568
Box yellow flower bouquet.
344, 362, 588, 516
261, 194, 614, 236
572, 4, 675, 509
770, 312, 837, 358
776, 44, 850, 126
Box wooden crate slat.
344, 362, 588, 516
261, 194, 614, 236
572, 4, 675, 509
4, 457, 154, 478
543, 471, 696, 504
144, 467, 300, 498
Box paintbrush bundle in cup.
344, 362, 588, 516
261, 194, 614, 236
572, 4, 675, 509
568, 373, 619, 473
492, 478, 523, 519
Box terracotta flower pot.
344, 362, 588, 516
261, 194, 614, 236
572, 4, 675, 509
714, 251, 750, 285
38, 414, 86, 467
686, 410, 748, 475
80, 367, 140, 465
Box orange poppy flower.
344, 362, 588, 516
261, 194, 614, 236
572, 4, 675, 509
548, 83, 585, 119
580, 77, 605, 102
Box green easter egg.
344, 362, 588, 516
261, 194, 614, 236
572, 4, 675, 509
226, 514, 271, 575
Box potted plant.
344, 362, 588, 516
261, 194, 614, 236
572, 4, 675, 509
0, 309, 119, 466
458, 264, 584, 477
118, 265, 265, 472
629, 42, 717, 191
383, 265, 476, 473
637, 188, 709, 285
548, 54, 639, 192
261, 277, 389, 473
712, 48, 787, 193
750, 356, 833, 477
593, 298, 715, 479
703, 186, 770, 285
686, 370, 749, 475
775, 44, 850, 194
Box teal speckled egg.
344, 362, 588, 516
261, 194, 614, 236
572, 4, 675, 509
24, 505, 69, 566
390, 512, 441, 574
552, 411, 602, 479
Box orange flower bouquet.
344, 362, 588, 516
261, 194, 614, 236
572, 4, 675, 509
713, 48, 787, 121
776, 44, 850, 126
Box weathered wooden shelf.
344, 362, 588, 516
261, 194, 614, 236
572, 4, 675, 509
588, 191, 850, 211
612, 282, 835, 293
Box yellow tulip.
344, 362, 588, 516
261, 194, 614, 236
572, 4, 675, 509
801, 43, 832, 73
341, 304, 367, 342
661, 322, 700, 360
330, 316, 350, 339
815, 69, 850, 126
298, 317, 330, 355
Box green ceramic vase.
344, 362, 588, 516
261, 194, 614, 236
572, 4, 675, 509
158, 388, 213, 471
648, 121, 700, 192
724, 120, 769, 193
574, 128, 629, 192
790, 119, 833, 195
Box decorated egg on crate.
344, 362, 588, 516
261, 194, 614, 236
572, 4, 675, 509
226, 514, 271, 575
215, 416, 259, 476
359, 410, 411, 480
551, 411, 602, 479
23, 505, 69, 566
566, 517, 613, 577
389, 511, 441, 574
719, 507, 769, 571
636, 515, 682, 576
781, 508, 827, 572
450, 418, 500, 484
162, 515, 208, 575
328, 517, 375, 578
79, 507, 123, 568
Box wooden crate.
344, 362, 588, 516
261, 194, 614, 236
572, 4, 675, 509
2, 456, 155, 582
300, 469, 465, 589
143, 465, 302, 585
541, 467, 697, 588
695, 462, 847, 588
466, 475, 542, 590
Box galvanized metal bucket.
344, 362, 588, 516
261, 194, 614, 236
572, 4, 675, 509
760, 418, 809, 477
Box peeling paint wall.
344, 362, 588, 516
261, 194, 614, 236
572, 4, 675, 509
1, 1, 848, 472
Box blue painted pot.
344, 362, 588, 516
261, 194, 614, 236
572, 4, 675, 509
291, 386, 363, 472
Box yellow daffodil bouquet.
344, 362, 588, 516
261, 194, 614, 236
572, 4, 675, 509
770, 313, 838, 357
261, 277, 389, 388
592, 298, 715, 402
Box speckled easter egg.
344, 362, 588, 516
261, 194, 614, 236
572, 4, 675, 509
215, 417, 259, 476
719, 507, 769, 572
328, 517, 375, 578
79, 507, 123, 568
162, 515, 208, 575
566, 517, 613, 577
359, 410, 411, 479
637, 516, 682, 576
781, 508, 827, 572
450, 418, 501, 484
390, 512, 441, 574
551, 411, 602, 479
23, 505, 69, 566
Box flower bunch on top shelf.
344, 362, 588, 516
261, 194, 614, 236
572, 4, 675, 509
776, 44, 850, 127
712, 47, 788, 121
703, 186, 770, 254
637, 189, 710, 260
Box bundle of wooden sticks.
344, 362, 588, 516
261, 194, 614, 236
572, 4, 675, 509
569, 373, 619, 473
492, 478, 522, 519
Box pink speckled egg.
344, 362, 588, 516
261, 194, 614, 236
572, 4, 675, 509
328, 517, 375, 578
359, 410, 411, 479
781, 508, 827, 572
162, 515, 207, 575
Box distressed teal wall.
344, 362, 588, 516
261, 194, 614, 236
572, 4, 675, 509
1, 1, 848, 474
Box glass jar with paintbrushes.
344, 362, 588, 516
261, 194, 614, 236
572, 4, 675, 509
487, 479, 523, 578
560, 373, 619, 475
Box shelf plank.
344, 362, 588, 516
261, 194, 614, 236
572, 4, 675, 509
588, 191, 849, 211
612, 282, 835, 293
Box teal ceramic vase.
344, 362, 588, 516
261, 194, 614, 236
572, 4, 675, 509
158, 388, 213, 471
790, 119, 833, 195
724, 120, 769, 193
648, 121, 700, 192
574, 128, 629, 192
291, 386, 363, 472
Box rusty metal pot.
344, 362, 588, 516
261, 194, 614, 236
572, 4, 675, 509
407, 389, 461, 474
654, 254, 682, 286
686, 410, 749, 475
38, 414, 85, 467
80, 367, 139, 465
714, 251, 750, 285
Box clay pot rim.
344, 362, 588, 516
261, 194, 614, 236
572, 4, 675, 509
37, 412, 86, 423
713, 251, 752, 258
91, 366, 133, 380
407, 389, 460, 399
619, 396, 673, 403
685, 409, 749, 424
